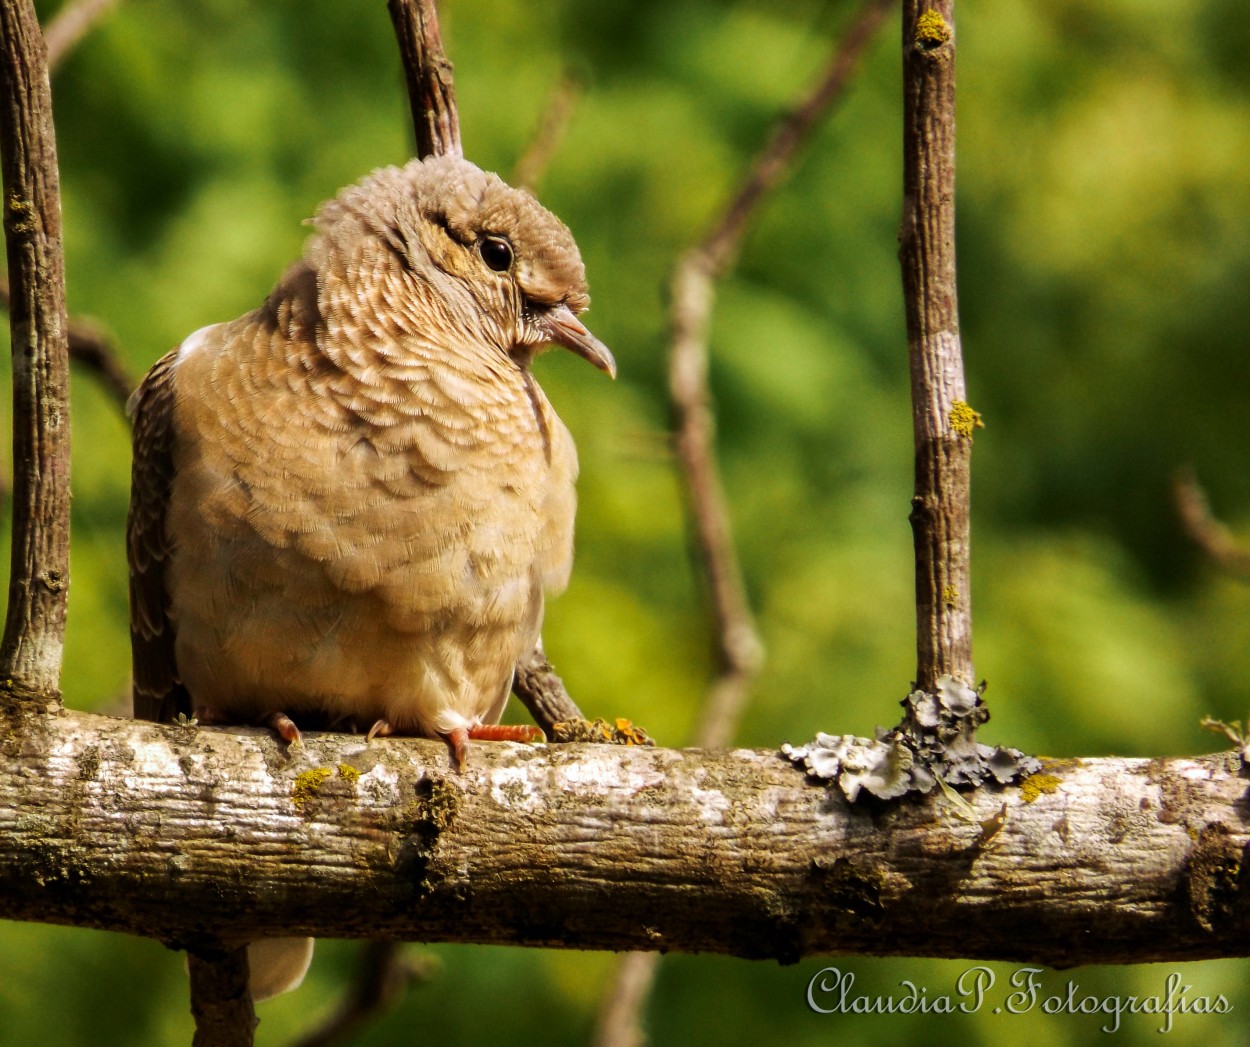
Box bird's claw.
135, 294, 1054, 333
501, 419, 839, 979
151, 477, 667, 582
263, 711, 304, 748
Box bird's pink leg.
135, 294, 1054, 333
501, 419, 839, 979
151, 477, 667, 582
367, 720, 545, 771
445, 724, 546, 772
465, 724, 546, 745
446, 727, 471, 772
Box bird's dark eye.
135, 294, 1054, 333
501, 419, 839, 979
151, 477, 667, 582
478, 236, 513, 272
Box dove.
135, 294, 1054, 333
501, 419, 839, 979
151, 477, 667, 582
127, 155, 613, 998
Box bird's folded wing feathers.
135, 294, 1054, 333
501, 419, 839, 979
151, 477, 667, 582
127, 349, 189, 723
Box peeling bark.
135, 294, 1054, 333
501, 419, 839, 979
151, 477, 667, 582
1, 706, 1248, 967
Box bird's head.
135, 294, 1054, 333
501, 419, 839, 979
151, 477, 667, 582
311, 156, 615, 378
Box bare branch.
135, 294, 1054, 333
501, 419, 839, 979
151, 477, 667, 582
42, 0, 121, 71
512, 75, 581, 192
0, 0, 72, 701
593, 951, 655, 1047
899, 2, 971, 693
601, 4, 925, 1041
2, 706, 1249, 967
667, 252, 763, 751
0, 275, 133, 412
187, 947, 256, 1047
511, 641, 585, 735
1174, 468, 1250, 580
290, 943, 434, 1047
668, 0, 896, 754
386, 0, 462, 160
702, 0, 896, 277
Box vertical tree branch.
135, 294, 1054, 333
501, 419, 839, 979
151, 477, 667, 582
0, 0, 72, 702
898, 2, 970, 693
667, 250, 764, 750
188, 947, 256, 1047
387, 0, 462, 160
595, 6, 895, 1046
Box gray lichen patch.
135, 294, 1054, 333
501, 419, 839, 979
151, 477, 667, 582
782, 676, 1040, 802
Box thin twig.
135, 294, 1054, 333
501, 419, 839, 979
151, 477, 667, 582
386, 0, 462, 160
667, 251, 763, 751
701, 0, 895, 276
512, 74, 582, 192
0, 275, 133, 412
593, 951, 656, 1047
290, 943, 436, 1047
899, 1, 971, 694
43, 0, 120, 71
594, 6, 894, 1047
0, 0, 73, 701
187, 947, 256, 1047
679, 0, 895, 754
1174, 467, 1250, 580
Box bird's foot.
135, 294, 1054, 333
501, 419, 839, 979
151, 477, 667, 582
190, 704, 303, 747
444, 724, 546, 772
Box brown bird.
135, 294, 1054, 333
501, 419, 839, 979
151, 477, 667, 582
127, 156, 613, 996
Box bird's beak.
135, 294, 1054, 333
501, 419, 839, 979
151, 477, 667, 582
540, 303, 617, 379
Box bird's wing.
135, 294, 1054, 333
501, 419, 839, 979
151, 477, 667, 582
127, 349, 190, 723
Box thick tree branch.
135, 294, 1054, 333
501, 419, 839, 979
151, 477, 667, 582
387, 0, 462, 160
0, 0, 72, 702
899, 2, 971, 693
2, 705, 1248, 967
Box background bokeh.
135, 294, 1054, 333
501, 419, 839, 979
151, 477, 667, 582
3, 0, 1249, 1043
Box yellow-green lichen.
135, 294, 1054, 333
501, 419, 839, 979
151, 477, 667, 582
292, 767, 333, 810
337, 763, 360, 783
915, 10, 951, 50
6, 194, 36, 236
949, 400, 984, 439
1020, 772, 1061, 803
941, 584, 959, 607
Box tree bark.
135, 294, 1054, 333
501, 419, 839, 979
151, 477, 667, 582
387, 0, 462, 160
2, 705, 1248, 967
0, 0, 72, 704
899, 1, 972, 693
187, 947, 255, 1047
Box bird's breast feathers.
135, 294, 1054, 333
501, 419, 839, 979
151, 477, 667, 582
167, 314, 577, 616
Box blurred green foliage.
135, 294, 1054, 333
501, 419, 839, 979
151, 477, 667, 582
2, 0, 1249, 1043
